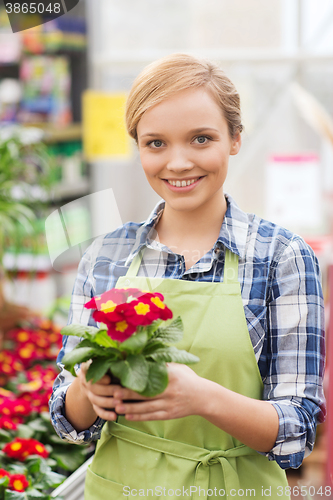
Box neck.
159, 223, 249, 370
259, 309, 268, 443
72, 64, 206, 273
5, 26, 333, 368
156, 192, 227, 244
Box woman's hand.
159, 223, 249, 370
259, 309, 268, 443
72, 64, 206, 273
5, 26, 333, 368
112, 363, 202, 421
75, 362, 121, 422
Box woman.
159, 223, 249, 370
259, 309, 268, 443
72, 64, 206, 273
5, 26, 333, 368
50, 54, 326, 499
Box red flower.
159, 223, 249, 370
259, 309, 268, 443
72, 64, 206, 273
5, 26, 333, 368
8, 474, 29, 492
3, 438, 49, 461
27, 438, 49, 458
85, 288, 173, 342
18, 379, 44, 393
85, 288, 128, 311
7, 328, 34, 343
123, 298, 159, 326
3, 438, 30, 460
0, 468, 10, 478
0, 417, 18, 431
0, 398, 32, 418
0, 351, 24, 377
105, 319, 137, 342
92, 308, 124, 324
147, 294, 173, 320
0, 388, 14, 404
26, 365, 58, 387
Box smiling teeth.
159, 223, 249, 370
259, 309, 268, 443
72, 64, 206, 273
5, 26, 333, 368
167, 178, 199, 187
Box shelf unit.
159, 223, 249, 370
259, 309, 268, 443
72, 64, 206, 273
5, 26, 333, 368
0, 3, 90, 310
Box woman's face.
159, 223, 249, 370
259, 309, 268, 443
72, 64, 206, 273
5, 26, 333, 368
137, 87, 241, 215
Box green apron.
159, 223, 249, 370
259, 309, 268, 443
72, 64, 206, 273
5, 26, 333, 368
85, 248, 290, 499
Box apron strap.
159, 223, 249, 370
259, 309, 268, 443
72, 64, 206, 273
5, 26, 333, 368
125, 247, 239, 285
126, 249, 144, 278
223, 248, 239, 285
107, 422, 257, 499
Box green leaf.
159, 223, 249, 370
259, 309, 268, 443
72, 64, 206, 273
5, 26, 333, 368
120, 330, 148, 353
6, 464, 27, 475
93, 330, 117, 348
153, 316, 184, 343
24, 489, 46, 498
147, 346, 200, 364
61, 347, 96, 372
144, 320, 162, 338
39, 413, 52, 424
26, 456, 42, 474
85, 358, 113, 383
45, 458, 57, 468
138, 362, 169, 397
0, 476, 9, 487
77, 339, 118, 358
0, 428, 11, 442
110, 355, 149, 392
61, 324, 99, 338
52, 450, 85, 471
42, 471, 66, 488
4, 490, 26, 500
142, 340, 167, 355
16, 424, 35, 439
27, 419, 48, 433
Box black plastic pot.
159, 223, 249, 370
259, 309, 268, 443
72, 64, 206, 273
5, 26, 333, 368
107, 371, 142, 415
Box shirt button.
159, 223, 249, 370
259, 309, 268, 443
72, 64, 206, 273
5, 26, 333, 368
124, 279, 131, 286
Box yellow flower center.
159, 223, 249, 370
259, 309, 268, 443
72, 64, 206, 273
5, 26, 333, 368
13, 480, 24, 491
115, 320, 129, 332
101, 300, 117, 313
17, 331, 30, 342
151, 296, 165, 309
11, 442, 22, 451
35, 444, 45, 453
14, 405, 25, 412
134, 302, 150, 315
19, 347, 33, 358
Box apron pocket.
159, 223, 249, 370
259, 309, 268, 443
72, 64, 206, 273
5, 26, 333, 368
84, 466, 126, 499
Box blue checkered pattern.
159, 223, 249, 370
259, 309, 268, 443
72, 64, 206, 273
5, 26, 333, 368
49, 193, 326, 470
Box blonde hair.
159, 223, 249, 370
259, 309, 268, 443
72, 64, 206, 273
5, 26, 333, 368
125, 53, 243, 142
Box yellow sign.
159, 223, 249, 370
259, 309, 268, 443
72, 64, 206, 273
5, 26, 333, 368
83, 91, 132, 160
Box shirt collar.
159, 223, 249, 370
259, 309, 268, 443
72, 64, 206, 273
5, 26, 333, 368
125, 193, 248, 266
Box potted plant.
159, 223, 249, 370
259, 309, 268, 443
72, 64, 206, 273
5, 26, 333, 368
61, 287, 200, 396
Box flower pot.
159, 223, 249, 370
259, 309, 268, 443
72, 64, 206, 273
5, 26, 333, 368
107, 371, 142, 415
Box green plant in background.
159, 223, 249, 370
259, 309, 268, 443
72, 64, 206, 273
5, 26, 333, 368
0, 132, 55, 265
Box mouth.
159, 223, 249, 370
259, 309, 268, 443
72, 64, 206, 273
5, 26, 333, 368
162, 176, 205, 192
164, 176, 204, 187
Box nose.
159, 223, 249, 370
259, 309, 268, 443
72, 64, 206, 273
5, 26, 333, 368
165, 145, 194, 172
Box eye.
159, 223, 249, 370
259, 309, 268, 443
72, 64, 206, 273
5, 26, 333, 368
193, 135, 211, 145
148, 139, 164, 148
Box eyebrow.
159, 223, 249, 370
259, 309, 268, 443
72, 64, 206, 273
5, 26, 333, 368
139, 127, 219, 139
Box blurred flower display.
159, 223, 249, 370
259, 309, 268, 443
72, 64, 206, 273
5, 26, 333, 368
0, 318, 91, 500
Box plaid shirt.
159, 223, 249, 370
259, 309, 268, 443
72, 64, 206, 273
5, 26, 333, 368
49, 193, 326, 470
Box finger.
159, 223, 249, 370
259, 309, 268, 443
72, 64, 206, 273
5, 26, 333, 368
80, 361, 92, 375
92, 404, 118, 421
125, 410, 168, 421
84, 381, 122, 397
115, 399, 160, 415
90, 393, 119, 409
113, 388, 149, 401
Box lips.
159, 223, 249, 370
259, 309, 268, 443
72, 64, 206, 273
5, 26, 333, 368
166, 177, 201, 187
163, 176, 204, 192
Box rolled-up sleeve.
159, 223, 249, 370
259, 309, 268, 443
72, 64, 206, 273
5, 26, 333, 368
261, 235, 326, 469
49, 239, 106, 444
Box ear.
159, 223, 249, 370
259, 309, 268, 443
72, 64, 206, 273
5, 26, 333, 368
230, 133, 242, 156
